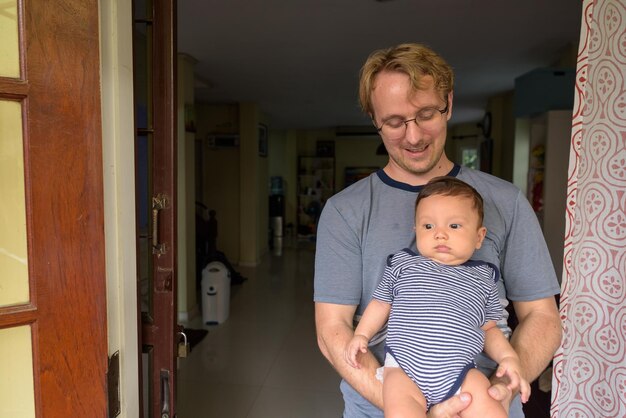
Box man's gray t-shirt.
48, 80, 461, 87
313, 165, 560, 418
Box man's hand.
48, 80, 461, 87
427, 393, 472, 418
487, 376, 514, 415
315, 302, 385, 408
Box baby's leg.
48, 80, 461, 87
459, 368, 507, 418
383, 366, 428, 418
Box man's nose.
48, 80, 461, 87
404, 119, 422, 144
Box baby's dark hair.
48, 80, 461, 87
415, 176, 484, 225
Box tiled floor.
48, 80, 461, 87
177, 245, 343, 418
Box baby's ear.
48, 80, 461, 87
475, 226, 487, 249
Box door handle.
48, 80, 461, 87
160, 369, 170, 418
152, 194, 169, 255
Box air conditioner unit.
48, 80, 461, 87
335, 126, 378, 137
514, 68, 575, 117
207, 134, 239, 148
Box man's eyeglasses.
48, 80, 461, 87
376, 101, 449, 140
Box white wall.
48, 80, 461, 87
99, 0, 140, 416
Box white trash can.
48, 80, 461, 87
201, 261, 231, 325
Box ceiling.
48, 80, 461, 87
177, 1, 583, 131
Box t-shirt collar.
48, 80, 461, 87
376, 164, 461, 192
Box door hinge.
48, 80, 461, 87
107, 351, 121, 417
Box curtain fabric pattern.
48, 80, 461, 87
551, 0, 626, 417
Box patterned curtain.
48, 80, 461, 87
551, 0, 626, 417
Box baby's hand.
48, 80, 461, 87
496, 356, 531, 403
344, 334, 369, 368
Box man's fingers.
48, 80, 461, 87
488, 382, 512, 402
427, 392, 472, 418
506, 371, 520, 389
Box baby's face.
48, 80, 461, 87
415, 194, 486, 265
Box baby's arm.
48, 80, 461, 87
482, 321, 531, 403
344, 299, 391, 368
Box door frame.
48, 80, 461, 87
99, 0, 178, 416
132, 0, 179, 416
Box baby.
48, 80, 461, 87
345, 176, 530, 417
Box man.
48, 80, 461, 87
314, 43, 562, 417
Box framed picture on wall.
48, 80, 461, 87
259, 123, 268, 157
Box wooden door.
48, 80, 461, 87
0, 0, 108, 417
132, 0, 179, 417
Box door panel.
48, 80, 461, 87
0, 0, 108, 417
133, 0, 178, 416
0, 99, 29, 307
0, 326, 35, 415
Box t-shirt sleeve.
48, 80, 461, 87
485, 265, 503, 322
500, 191, 561, 301
372, 258, 395, 304
313, 199, 363, 305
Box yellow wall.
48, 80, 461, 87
194, 102, 269, 266
196, 103, 241, 262
268, 130, 298, 227
335, 136, 387, 190
487, 92, 515, 181
239, 102, 263, 265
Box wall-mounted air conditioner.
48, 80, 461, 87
207, 134, 239, 148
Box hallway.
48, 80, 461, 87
177, 246, 343, 417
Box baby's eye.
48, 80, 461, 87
424, 224, 434, 230
449, 224, 461, 229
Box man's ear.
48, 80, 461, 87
446, 91, 454, 121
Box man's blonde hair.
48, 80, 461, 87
358, 43, 454, 118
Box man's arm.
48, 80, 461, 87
315, 302, 384, 409
316, 301, 474, 417
510, 297, 562, 382
354, 299, 392, 340
489, 296, 561, 401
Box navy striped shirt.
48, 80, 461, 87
373, 249, 502, 408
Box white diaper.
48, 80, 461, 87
375, 352, 400, 382
375, 352, 461, 396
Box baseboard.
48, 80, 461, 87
177, 303, 200, 323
